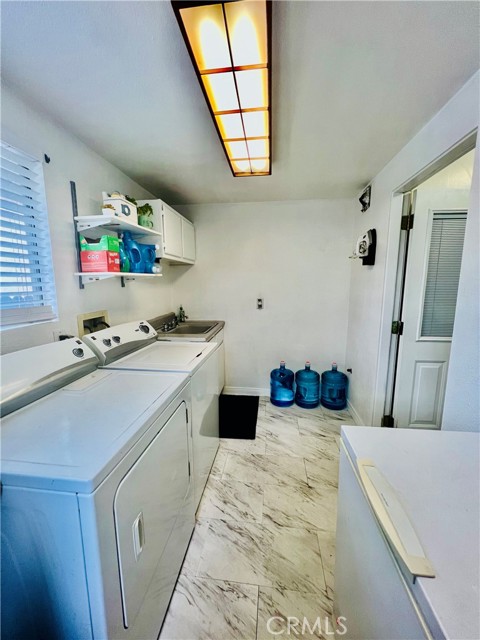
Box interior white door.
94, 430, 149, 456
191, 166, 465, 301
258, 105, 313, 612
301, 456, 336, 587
393, 183, 470, 428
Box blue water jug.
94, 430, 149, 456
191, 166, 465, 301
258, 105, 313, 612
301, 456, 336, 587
295, 361, 320, 409
122, 231, 144, 273
270, 361, 294, 407
321, 362, 348, 410
139, 244, 157, 273
118, 239, 130, 273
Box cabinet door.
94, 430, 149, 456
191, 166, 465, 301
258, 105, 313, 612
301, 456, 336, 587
191, 351, 220, 509
113, 402, 192, 630
182, 218, 196, 262
162, 204, 183, 259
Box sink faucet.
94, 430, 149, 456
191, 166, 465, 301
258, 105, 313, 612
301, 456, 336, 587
161, 315, 179, 332
178, 306, 188, 323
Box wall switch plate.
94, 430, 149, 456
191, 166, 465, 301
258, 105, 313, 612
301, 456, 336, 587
257, 298, 264, 310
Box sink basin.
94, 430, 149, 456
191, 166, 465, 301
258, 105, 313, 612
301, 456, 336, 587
148, 314, 224, 342
170, 324, 215, 335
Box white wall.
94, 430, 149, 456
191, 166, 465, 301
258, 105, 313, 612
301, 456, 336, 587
344, 71, 479, 425
442, 145, 479, 431
1, 85, 174, 354
174, 200, 355, 392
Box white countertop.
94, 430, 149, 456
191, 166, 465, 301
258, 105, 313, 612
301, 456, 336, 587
342, 426, 480, 640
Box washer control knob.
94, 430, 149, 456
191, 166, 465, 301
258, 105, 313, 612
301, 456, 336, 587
103, 338, 112, 347
72, 348, 84, 358
112, 336, 121, 344
139, 324, 150, 334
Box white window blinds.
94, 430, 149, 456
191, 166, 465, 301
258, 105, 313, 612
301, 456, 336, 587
0, 142, 57, 327
421, 211, 467, 338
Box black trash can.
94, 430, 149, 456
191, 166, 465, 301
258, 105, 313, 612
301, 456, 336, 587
219, 394, 259, 439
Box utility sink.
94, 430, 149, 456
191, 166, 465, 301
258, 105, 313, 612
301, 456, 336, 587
148, 314, 224, 342
170, 323, 216, 335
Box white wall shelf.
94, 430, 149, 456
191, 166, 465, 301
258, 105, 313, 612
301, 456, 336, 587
74, 272, 163, 285
74, 215, 162, 239
70, 181, 164, 289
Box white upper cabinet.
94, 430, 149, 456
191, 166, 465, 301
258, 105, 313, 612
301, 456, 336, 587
181, 218, 196, 262
137, 199, 195, 265
162, 204, 183, 260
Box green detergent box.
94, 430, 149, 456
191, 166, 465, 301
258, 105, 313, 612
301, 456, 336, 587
80, 235, 120, 253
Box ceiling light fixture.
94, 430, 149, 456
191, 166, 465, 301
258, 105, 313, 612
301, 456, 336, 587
172, 0, 272, 177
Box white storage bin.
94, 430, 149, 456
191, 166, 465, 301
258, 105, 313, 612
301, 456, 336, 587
102, 195, 138, 225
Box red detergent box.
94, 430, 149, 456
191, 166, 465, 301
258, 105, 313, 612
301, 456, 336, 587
81, 250, 120, 273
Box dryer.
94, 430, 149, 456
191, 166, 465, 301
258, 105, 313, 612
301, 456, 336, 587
83, 320, 221, 508
1, 338, 193, 640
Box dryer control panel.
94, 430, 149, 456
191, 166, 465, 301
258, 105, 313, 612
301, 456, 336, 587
83, 321, 157, 365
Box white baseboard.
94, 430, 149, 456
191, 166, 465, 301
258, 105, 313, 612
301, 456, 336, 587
347, 399, 367, 425
223, 386, 270, 397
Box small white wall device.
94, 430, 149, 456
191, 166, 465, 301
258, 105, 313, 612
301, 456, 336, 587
350, 229, 377, 265
359, 185, 371, 212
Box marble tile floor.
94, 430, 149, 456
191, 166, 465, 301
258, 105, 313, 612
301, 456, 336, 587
160, 398, 354, 640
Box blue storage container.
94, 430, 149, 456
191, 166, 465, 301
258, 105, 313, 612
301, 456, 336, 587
270, 361, 294, 407
295, 361, 320, 409
321, 362, 348, 410
122, 231, 144, 273
139, 244, 157, 274
118, 240, 130, 273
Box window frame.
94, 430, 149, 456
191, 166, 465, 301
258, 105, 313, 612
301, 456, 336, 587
0, 141, 58, 329
417, 208, 467, 341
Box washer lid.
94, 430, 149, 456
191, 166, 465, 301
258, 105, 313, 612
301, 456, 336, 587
1, 368, 189, 493
0, 337, 98, 417
104, 340, 217, 373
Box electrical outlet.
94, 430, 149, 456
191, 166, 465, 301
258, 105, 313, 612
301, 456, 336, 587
257, 298, 264, 310
53, 330, 68, 341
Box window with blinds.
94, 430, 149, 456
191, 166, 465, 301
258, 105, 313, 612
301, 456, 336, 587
421, 211, 467, 338
0, 141, 57, 327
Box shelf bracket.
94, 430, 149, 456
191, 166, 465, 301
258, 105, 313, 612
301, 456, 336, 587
75, 218, 107, 232
70, 180, 85, 290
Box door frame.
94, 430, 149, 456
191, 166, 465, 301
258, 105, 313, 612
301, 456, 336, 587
372, 130, 477, 427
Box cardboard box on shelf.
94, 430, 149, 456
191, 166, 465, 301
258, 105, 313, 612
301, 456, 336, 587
80, 235, 120, 253
80, 250, 120, 273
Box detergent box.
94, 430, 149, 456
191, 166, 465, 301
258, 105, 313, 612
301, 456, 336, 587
80, 250, 120, 273
79, 235, 120, 253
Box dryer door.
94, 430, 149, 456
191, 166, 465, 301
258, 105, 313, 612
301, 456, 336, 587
114, 401, 192, 630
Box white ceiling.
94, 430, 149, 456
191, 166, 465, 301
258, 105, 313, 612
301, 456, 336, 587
1, 1, 479, 205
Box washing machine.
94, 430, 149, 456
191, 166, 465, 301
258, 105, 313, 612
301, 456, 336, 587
83, 320, 221, 509
1, 337, 194, 640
